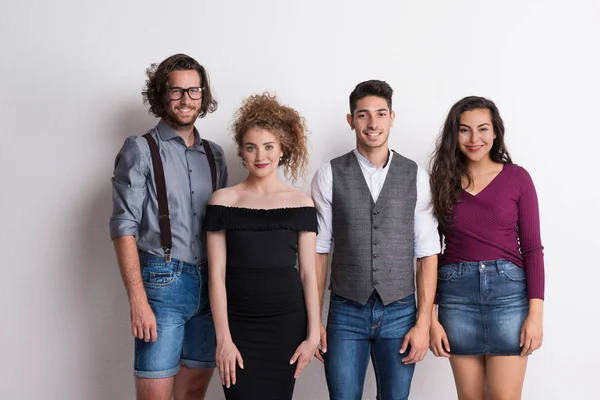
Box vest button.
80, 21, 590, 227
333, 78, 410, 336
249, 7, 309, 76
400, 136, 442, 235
373, 210, 379, 215
373, 280, 379, 285
373, 225, 379, 229
373, 254, 379, 259
373, 242, 378, 246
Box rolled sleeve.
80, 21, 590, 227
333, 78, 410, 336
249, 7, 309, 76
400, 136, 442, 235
414, 166, 441, 258
311, 163, 333, 254
109, 137, 149, 239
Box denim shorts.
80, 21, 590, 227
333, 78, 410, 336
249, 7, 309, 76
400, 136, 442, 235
134, 252, 216, 378
437, 259, 529, 356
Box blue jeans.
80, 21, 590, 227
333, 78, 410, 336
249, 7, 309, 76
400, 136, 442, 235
324, 291, 417, 400
134, 253, 216, 378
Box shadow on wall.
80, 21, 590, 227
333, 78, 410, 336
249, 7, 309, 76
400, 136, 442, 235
74, 105, 155, 400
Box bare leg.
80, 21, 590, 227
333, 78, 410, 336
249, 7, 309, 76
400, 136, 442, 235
485, 355, 528, 400
173, 365, 214, 400
449, 355, 486, 400
135, 377, 174, 400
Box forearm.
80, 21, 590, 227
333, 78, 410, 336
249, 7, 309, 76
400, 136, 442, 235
528, 298, 544, 320
209, 275, 232, 343
315, 253, 329, 311
300, 269, 321, 342
415, 254, 438, 328
113, 236, 146, 302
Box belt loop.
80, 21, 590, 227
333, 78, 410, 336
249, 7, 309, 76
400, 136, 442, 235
175, 259, 183, 276
458, 263, 463, 276
496, 261, 504, 275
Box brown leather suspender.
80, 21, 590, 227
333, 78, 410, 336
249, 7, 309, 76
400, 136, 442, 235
143, 133, 217, 262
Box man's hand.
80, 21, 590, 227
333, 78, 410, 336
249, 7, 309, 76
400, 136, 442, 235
400, 322, 429, 364
130, 297, 157, 342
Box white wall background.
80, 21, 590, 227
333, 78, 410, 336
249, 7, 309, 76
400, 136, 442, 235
1, 0, 599, 398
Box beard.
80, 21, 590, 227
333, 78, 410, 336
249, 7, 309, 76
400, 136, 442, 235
164, 106, 200, 130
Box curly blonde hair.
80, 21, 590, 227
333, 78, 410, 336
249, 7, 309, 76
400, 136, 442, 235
233, 93, 309, 184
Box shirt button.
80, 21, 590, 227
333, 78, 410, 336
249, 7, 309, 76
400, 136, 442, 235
191, 191, 195, 194
194, 256, 198, 260
195, 234, 199, 238
194, 213, 197, 216
189, 169, 192, 173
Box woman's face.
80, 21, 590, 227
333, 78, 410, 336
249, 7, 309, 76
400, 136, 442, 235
457, 108, 496, 164
240, 127, 284, 178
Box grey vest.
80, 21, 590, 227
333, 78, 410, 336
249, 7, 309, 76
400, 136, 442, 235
330, 151, 418, 305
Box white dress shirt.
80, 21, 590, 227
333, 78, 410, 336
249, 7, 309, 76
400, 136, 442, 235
311, 149, 441, 257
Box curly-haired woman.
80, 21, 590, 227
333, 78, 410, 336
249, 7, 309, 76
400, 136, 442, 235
204, 93, 320, 399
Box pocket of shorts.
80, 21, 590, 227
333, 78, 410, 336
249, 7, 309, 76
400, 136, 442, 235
437, 266, 458, 282
501, 264, 526, 283
142, 265, 176, 287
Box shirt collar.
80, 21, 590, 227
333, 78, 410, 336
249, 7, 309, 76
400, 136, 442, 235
157, 119, 203, 150
353, 148, 393, 170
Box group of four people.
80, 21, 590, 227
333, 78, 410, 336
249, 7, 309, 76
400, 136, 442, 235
110, 53, 545, 400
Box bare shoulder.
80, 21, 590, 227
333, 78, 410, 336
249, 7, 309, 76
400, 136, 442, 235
288, 189, 314, 208
209, 185, 242, 206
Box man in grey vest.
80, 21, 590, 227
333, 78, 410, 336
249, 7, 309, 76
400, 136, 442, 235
110, 54, 227, 399
311, 80, 440, 400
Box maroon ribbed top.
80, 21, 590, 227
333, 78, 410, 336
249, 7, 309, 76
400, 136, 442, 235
439, 163, 545, 300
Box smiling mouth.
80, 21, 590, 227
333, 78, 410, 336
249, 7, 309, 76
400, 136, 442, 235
176, 107, 195, 114
466, 145, 484, 152
364, 132, 381, 137
254, 163, 269, 169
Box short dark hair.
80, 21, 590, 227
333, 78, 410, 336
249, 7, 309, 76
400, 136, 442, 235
142, 53, 217, 119
349, 80, 393, 115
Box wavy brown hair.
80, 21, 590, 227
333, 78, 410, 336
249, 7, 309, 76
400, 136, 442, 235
142, 53, 217, 119
233, 93, 309, 184
430, 96, 512, 231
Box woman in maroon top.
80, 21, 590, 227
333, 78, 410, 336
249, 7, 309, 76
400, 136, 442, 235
429, 96, 545, 399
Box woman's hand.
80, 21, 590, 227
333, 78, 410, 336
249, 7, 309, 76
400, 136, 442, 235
290, 339, 318, 378
216, 339, 244, 388
429, 319, 451, 357
520, 313, 543, 356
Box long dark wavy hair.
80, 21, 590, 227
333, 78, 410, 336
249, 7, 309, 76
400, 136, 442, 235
430, 96, 512, 231
142, 53, 218, 119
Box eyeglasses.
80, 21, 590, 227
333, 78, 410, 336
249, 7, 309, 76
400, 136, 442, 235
168, 87, 203, 100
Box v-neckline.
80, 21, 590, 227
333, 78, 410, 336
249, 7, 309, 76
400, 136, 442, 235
463, 164, 506, 198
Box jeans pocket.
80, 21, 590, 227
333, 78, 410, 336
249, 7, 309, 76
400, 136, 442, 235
438, 265, 458, 282
501, 264, 526, 283
330, 293, 348, 304
142, 265, 176, 287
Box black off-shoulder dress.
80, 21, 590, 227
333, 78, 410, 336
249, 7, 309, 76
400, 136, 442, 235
204, 205, 318, 400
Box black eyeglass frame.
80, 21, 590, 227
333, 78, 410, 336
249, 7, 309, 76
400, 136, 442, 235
167, 87, 203, 100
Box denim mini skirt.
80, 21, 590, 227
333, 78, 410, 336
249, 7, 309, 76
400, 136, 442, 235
437, 259, 529, 356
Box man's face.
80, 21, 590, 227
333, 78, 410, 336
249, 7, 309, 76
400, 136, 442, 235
164, 69, 203, 130
347, 96, 395, 152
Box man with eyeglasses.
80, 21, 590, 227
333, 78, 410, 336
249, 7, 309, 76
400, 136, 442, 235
110, 53, 228, 400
